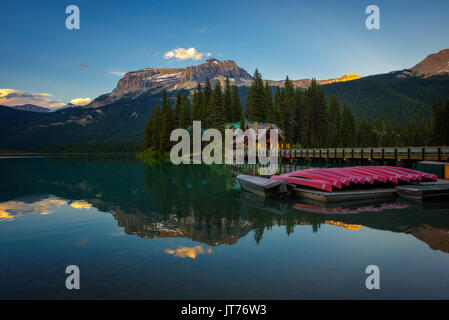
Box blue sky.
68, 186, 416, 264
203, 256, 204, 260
0, 0, 448, 107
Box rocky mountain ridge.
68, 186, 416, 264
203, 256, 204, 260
87, 58, 362, 108
88, 58, 253, 107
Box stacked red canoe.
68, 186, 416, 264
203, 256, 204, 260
270, 166, 438, 193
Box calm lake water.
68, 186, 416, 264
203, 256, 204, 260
1, 155, 449, 299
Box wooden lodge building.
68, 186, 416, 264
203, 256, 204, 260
225, 120, 286, 150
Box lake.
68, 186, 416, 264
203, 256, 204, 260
1, 155, 449, 299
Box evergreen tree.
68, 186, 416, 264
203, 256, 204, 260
432, 100, 445, 145
202, 78, 212, 127
160, 89, 174, 153
151, 106, 162, 150
264, 81, 274, 123
305, 79, 320, 146
231, 85, 243, 123
339, 103, 355, 147
143, 110, 154, 150
317, 86, 328, 146
208, 80, 225, 129
246, 69, 266, 122
179, 93, 191, 128
245, 89, 254, 120
444, 99, 449, 145
223, 77, 232, 123
293, 89, 305, 146
173, 91, 182, 126
283, 77, 298, 143
327, 96, 340, 147
274, 86, 284, 130
192, 82, 202, 121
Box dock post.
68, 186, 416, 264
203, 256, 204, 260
408, 148, 410, 161
438, 147, 441, 161
422, 147, 425, 161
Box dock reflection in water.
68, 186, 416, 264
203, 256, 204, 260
1, 156, 449, 299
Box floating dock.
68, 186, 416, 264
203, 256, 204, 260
294, 181, 449, 203
395, 183, 449, 200
232, 165, 449, 203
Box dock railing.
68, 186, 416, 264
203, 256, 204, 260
278, 147, 449, 162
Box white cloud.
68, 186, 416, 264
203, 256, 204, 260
0, 89, 65, 108
108, 71, 126, 76
163, 47, 206, 61
70, 98, 91, 106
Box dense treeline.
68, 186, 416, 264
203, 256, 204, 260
143, 70, 449, 154
323, 74, 449, 124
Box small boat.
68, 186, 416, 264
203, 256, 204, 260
236, 174, 294, 197
384, 166, 438, 182
271, 175, 334, 192
327, 168, 374, 184
337, 167, 386, 183
306, 168, 361, 185
355, 166, 412, 183
280, 171, 344, 189
302, 169, 351, 186
352, 167, 400, 184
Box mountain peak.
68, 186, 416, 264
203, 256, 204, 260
88, 59, 252, 107
410, 48, 449, 78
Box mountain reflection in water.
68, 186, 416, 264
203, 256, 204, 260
1, 156, 449, 253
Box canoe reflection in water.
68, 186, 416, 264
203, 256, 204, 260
294, 202, 409, 214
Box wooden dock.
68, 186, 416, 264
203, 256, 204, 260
279, 147, 449, 162
396, 183, 449, 200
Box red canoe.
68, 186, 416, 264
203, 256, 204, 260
340, 167, 388, 183
361, 166, 415, 182
302, 169, 352, 186
384, 166, 438, 181
271, 175, 334, 192
351, 167, 399, 184
310, 168, 364, 184
327, 168, 375, 184
353, 166, 414, 183
280, 171, 343, 189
